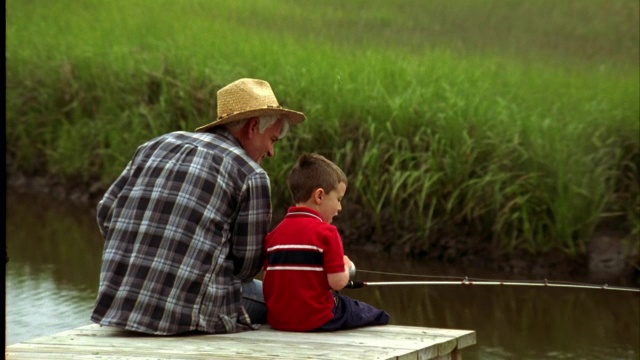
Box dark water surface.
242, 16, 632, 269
6, 189, 640, 359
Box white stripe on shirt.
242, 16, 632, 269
266, 266, 324, 271
266, 244, 324, 252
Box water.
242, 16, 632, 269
6, 189, 104, 346
6, 189, 640, 359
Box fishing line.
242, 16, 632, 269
352, 269, 640, 293
358, 269, 467, 280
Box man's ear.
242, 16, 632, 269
312, 188, 325, 204
245, 117, 260, 139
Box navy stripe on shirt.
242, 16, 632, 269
267, 250, 324, 266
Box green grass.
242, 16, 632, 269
6, 0, 639, 257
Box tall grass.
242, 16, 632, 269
6, 0, 639, 257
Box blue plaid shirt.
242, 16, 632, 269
92, 127, 271, 334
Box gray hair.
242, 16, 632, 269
226, 116, 289, 139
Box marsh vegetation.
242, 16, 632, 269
6, 0, 639, 270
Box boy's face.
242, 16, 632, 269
317, 182, 347, 224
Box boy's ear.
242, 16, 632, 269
312, 188, 325, 204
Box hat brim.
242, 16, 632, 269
195, 107, 306, 133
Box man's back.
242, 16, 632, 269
92, 129, 270, 334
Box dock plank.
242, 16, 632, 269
6, 323, 475, 359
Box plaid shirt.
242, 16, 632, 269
91, 128, 271, 335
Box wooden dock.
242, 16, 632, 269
5, 323, 476, 359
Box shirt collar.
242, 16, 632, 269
286, 206, 324, 222
209, 126, 242, 147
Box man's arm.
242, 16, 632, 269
231, 172, 272, 280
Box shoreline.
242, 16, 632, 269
7, 171, 639, 287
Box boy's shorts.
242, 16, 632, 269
315, 293, 390, 331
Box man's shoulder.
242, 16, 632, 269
158, 131, 264, 175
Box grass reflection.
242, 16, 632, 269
6, 189, 103, 291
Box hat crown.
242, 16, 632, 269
217, 78, 281, 120
194, 78, 305, 133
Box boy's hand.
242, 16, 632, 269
344, 255, 356, 278
343, 255, 352, 271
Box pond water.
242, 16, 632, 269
6, 189, 640, 359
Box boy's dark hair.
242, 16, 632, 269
288, 153, 348, 204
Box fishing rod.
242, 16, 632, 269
345, 279, 640, 292
344, 269, 640, 293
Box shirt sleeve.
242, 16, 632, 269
96, 159, 135, 238
231, 172, 272, 281
323, 226, 345, 274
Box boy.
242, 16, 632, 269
263, 153, 390, 331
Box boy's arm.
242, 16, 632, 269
327, 255, 352, 290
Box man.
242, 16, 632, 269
91, 78, 306, 335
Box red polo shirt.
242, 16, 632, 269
263, 207, 345, 331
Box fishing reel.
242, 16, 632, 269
344, 262, 363, 289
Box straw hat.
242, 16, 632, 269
195, 78, 306, 132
